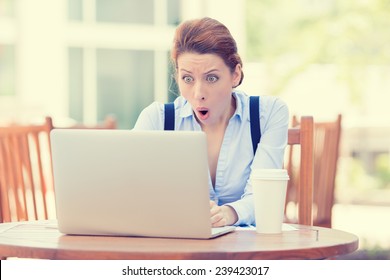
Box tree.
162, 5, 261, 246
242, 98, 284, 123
246, 0, 390, 102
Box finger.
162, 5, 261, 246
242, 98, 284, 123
210, 208, 224, 226
210, 204, 219, 216
212, 216, 226, 227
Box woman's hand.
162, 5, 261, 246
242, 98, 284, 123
210, 200, 238, 227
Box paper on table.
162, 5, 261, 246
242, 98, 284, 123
236, 224, 298, 232
282, 223, 298, 231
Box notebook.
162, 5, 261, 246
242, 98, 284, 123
50, 129, 235, 239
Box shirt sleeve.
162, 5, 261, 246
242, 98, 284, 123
228, 97, 289, 226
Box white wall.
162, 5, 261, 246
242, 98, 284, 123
16, 0, 67, 119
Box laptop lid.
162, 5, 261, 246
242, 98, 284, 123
50, 129, 234, 239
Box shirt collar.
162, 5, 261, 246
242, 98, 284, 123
179, 99, 194, 118
232, 91, 244, 121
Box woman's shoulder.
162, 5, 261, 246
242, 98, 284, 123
260, 95, 288, 111
133, 101, 164, 129
234, 91, 288, 114
140, 101, 163, 116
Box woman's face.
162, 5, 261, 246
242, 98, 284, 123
177, 52, 241, 127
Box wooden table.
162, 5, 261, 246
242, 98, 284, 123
0, 220, 358, 260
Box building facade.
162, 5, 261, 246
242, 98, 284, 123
0, 0, 245, 128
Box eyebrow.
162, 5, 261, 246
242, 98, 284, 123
205, 69, 220, 75
179, 69, 192, 74
179, 69, 220, 74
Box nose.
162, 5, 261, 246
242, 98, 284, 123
193, 81, 206, 101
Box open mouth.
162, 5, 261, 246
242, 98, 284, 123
199, 110, 208, 116
196, 108, 209, 120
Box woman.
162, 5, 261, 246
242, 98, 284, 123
134, 17, 289, 226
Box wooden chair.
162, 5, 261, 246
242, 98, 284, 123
0, 115, 118, 223
285, 116, 314, 226
286, 115, 341, 227
0, 117, 55, 222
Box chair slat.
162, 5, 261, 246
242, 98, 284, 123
0, 115, 117, 223
286, 115, 341, 227
0, 119, 54, 222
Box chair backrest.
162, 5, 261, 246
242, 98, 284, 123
286, 115, 341, 227
312, 114, 342, 227
0, 117, 55, 222
0, 115, 118, 223
286, 116, 314, 226
287, 116, 314, 225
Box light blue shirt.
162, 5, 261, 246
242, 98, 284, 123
133, 91, 289, 225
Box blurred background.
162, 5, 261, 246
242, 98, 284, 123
1, 0, 389, 258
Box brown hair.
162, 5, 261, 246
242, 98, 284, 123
171, 17, 244, 87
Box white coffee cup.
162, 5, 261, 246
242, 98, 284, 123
251, 169, 289, 234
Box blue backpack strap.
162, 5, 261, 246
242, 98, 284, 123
249, 96, 261, 155
164, 103, 175, 130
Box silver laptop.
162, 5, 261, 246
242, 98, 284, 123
50, 129, 235, 239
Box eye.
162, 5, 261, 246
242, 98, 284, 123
182, 75, 194, 84
206, 75, 218, 83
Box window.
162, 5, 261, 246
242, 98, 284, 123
66, 0, 181, 128
96, 0, 154, 24
96, 49, 155, 129
167, 0, 181, 25
68, 48, 84, 121
68, 0, 83, 21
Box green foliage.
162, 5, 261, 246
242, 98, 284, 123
246, 0, 390, 98
375, 153, 390, 188
348, 157, 379, 190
